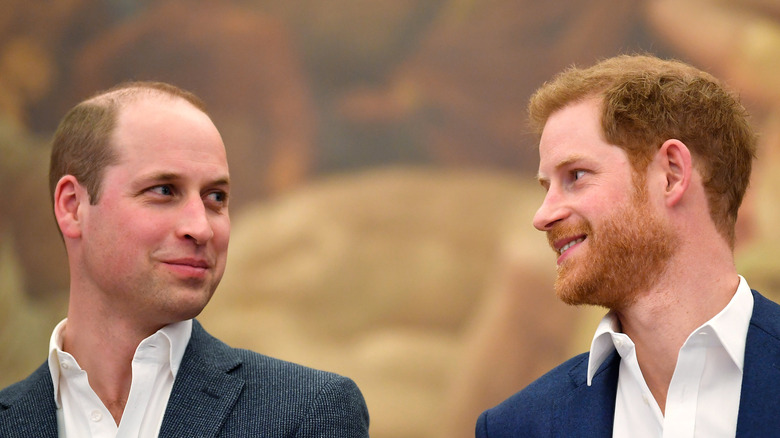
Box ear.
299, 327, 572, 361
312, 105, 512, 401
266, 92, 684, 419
53, 175, 88, 239
657, 139, 692, 208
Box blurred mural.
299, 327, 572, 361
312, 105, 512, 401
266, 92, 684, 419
1, 0, 779, 437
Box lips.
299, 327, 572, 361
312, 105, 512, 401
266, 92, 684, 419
160, 257, 213, 278
556, 236, 586, 255
165, 258, 210, 269
547, 222, 589, 264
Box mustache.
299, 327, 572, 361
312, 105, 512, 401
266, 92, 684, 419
547, 221, 592, 251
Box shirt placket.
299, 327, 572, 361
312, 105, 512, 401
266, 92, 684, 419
116, 336, 167, 438
662, 331, 707, 438
58, 351, 117, 437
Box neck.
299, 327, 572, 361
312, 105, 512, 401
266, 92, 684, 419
613, 242, 739, 414
62, 293, 164, 425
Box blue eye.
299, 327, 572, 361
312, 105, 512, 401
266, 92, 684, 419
573, 170, 586, 181
150, 185, 173, 196
206, 191, 228, 205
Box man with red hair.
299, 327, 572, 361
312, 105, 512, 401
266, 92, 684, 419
477, 54, 779, 437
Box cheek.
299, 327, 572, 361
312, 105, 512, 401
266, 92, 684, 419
588, 190, 634, 215
87, 200, 177, 255
120, 211, 167, 238
213, 217, 231, 252
104, 210, 171, 253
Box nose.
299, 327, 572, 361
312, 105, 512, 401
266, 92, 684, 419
533, 189, 569, 231
179, 196, 214, 245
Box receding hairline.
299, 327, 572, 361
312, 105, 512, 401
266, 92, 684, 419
81, 82, 208, 114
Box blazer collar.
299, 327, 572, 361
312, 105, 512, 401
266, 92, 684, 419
565, 289, 780, 437
158, 320, 246, 437
736, 290, 780, 435
552, 351, 619, 437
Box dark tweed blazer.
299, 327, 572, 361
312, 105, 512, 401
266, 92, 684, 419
475, 290, 780, 437
0, 320, 370, 437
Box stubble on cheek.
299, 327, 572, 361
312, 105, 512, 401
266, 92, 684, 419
549, 196, 678, 310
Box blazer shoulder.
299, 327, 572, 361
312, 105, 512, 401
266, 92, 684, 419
0, 362, 51, 407
190, 320, 363, 392
749, 289, 780, 340
477, 352, 590, 437
0, 362, 58, 437
232, 344, 360, 391
178, 321, 369, 437
734, 290, 780, 436
477, 350, 620, 438
228, 346, 370, 435
238, 353, 370, 438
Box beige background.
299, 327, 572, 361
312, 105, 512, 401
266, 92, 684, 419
2, 1, 780, 437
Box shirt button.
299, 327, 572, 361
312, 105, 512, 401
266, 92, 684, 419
642, 394, 650, 405
60, 362, 70, 370
90, 410, 103, 422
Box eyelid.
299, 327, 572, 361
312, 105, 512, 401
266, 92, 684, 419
204, 189, 229, 207
208, 187, 227, 196
537, 174, 550, 190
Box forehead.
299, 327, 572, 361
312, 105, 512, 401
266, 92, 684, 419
539, 98, 602, 156
539, 100, 619, 161
536, 99, 632, 183
110, 95, 228, 171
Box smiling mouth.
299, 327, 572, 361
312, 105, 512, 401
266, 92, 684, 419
559, 237, 585, 255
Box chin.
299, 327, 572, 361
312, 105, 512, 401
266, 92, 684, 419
554, 274, 603, 307
168, 288, 214, 320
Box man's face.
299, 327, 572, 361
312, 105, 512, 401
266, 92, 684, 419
78, 96, 230, 328
533, 98, 676, 309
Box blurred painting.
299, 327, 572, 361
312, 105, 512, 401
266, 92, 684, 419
1, 1, 779, 437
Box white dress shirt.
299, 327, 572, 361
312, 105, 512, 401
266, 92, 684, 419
587, 276, 754, 438
48, 319, 192, 438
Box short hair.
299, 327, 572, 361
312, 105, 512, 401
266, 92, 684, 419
48, 81, 208, 204
528, 54, 757, 247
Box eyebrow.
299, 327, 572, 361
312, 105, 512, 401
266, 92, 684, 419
536, 154, 587, 186
140, 172, 231, 188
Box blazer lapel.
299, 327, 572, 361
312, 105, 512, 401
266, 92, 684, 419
552, 352, 619, 438
0, 363, 59, 438
736, 290, 780, 436
158, 321, 245, 438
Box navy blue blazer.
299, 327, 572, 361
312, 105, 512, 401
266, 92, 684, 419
0, 320, 370, 437
476, 290, 780, 437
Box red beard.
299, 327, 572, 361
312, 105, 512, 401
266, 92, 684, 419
547, 184, 678, 310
